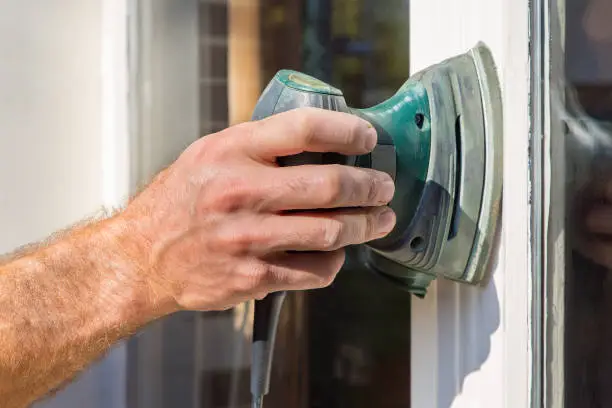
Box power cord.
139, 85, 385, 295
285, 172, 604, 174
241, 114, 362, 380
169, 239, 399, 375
251, 291, 287, 408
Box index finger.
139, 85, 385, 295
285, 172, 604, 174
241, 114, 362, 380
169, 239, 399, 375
244, 107, 377, 161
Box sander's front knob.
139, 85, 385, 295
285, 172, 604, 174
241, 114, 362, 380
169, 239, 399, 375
251, 70, 357, 167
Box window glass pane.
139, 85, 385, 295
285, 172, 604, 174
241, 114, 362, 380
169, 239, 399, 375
550, 0, 612, 406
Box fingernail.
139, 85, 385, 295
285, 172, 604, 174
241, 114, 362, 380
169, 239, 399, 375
380, 179, 396, 203
362, 122, 378, 151
377, 208, 396, 234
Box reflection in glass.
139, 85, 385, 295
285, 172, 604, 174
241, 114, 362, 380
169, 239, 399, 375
556, 0, 612, 406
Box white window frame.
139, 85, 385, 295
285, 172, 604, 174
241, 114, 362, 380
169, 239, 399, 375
409, 0, 538, 407
542, 0, 565, 405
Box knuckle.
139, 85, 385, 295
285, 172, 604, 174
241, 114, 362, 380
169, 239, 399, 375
284, 173, 310, 197
186, 135, 209, 153
237, 263, 270, 292
364, 171, 381, 204
209, 179, 251, 212
319, 166, 345, 206
363, 209, 378, 240
215, 122, 258, 157
321, 219, 344, 250
250, 263, 271, 288
230, 232, 253, 255
211, 192, 237, 212
232, 121, 258, 139
216, 228, 256, 255
188, 132, 234, 163
182, 136, 214, 162
345, 118, 364, 146
294, 109, 317, 145
348, 170, 385, 205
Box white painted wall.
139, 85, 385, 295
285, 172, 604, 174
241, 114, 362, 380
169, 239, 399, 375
0, 2, 128, 407
410, 0, 533, 407
0, 2, 104, 247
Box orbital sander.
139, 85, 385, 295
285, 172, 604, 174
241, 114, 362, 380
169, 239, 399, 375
248, 43, 503, 408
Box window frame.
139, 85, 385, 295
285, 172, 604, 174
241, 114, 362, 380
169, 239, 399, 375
409, 0, 539, 407
538, 0, 565, 406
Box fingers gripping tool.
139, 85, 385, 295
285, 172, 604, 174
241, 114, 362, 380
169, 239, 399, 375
248, 44, 503, 407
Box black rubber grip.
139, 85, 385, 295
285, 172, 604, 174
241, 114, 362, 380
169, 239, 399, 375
251, 291, 287, 398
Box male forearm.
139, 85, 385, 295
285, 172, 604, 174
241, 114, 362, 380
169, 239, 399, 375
0, 214, 165, 408
0, 108, 396, 407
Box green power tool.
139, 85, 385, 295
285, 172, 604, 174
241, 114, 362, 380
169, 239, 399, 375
249, 43, 503, 408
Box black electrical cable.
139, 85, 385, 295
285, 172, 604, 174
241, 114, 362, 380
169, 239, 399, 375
249, 129, 327, 408
250, 291, 287, 408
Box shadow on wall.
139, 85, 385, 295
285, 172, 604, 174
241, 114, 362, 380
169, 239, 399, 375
434, 259, 501, 408
410, 207, 502, 408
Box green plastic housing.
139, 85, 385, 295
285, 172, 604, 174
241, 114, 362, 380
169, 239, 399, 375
251, 43, 503, 297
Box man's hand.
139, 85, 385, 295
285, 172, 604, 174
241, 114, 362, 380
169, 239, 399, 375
121, 107, 396, 313
0, 108, 395, 407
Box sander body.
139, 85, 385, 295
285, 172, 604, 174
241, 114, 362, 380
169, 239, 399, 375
249, 43, 503, 407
